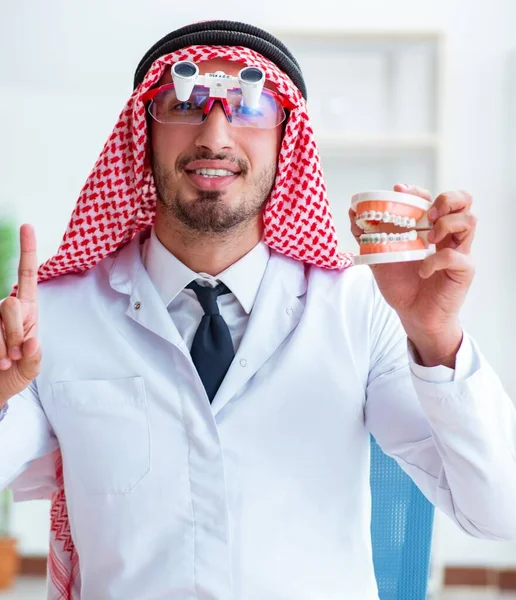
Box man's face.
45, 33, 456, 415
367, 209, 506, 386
150, 58, 284, 235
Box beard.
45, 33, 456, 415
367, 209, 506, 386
152, 153, 277, 235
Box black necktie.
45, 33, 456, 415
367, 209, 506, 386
187, 280, 235, 402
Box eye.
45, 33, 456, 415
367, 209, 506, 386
172, 102, 196, 112
234, 105, 264, 117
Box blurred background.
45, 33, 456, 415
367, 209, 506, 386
1, 0, 515, 598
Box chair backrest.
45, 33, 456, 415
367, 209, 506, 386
370, 436, 435, 600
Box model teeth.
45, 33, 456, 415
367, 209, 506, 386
356, 212, 417, 229
359, 230, 418, 244
193, 168, 236, 177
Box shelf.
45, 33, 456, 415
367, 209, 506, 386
315, 134, 440, 153
274, 30, 443, 44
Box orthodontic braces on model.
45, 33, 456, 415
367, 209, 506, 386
351, 190, 436, 265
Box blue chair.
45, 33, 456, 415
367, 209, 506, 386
370, 436, 435, 600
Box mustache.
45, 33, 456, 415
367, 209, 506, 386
177, 152, 249, 176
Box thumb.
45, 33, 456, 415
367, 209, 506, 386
16, 337, 42, 382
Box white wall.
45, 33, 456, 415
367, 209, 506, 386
10, 500, 50, 556
1, 0, 515, 569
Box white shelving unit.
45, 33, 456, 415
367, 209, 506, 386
274, 30, 444, 253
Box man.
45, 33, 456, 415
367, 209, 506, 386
0, 20, 515, 600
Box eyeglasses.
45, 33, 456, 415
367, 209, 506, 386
141, 84, 291, 130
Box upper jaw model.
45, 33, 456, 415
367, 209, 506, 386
351, 190, 436, 265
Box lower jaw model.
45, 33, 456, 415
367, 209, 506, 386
351, 190, 436, 265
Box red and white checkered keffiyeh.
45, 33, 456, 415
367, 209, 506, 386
25, 45, 354, 598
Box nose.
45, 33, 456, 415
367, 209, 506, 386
194, 101, 235, 153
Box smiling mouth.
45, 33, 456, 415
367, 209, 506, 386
184, 168, 242, 191
185, 168, 241, 178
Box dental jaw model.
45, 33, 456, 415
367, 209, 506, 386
351, 190, 436, 265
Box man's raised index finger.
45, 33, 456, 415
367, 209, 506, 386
17, 224, 38, 303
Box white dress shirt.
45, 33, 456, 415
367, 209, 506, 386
142, 228, 270, 354
2, 227, 516, 600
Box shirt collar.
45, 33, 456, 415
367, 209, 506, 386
142, 227, 270, 314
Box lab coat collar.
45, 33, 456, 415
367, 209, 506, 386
109, 230, 188, 350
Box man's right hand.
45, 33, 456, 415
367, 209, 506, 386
0, 224, 42, 405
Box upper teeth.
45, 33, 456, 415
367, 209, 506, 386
193, 168, 236, 177
355, 211, 416, 228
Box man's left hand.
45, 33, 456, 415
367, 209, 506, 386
349, 184, 477, 368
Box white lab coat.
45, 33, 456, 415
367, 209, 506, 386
2, 231, 516, 600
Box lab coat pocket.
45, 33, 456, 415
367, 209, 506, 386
52, 376, 150, 494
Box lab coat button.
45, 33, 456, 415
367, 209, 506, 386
286, 307, 294, 316
240, 359, 247, 367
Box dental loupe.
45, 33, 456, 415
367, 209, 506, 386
171, 60, 265, 109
